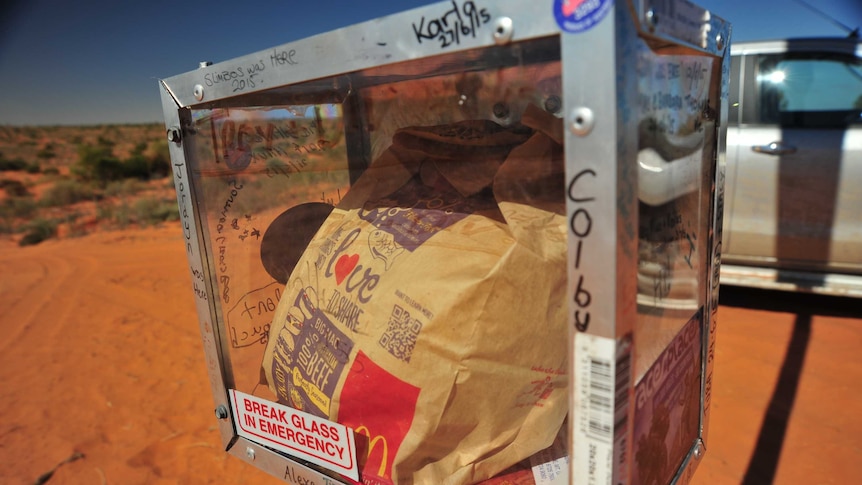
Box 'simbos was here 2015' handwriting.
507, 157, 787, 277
201, 48, 298, 94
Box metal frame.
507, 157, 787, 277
159, 1, 730, 483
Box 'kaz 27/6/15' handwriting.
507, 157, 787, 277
412, 0, 491, 49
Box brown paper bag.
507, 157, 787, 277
262, 114, 568, 485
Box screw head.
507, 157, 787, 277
715, 33, 725, 51
167, 128, 182, 143
193, 84, 204, 101
199, 61, 213, 69
493, 17, 514, 45
645, 8, 658, 31
246, 446, 256, 460
693, 440, 705, 459
214, 405, 228, 420
492, 102, 510, 119
544, 95, 562, 114
570, 107, 595, 136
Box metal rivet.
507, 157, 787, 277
693, 440, 705, 459
246, 446, 256, 460
167, 128, 182, 143
570, 107, 595, 136
645, 8, 658, 32
715, 33, 725, 51
193, 84, 204, 101
544, 95, 562, 114
214, 405, 228, 420
199, 61, 213, 69
492, 102, 510, 119
493, 17, 513, 45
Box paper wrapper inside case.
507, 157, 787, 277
262, 105, 569, 485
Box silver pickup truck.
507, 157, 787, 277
721, 36, 862, 297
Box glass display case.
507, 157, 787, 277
158, 1, 730, 484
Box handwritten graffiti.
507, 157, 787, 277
568, 168, 597, 332
412, 1, 491, 49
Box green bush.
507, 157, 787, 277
104, 179, 145, 198
73, 141, 171, 184
133, 198, 179, 226
19, 218, 58, 246
73, 144, 123, 185
123, 155, 152, 180
0, 179, 31, 197
0, 158, 28, 171
145, 140, 171, 178
36, 146, 56, 160
102, 201, 131, 228
40, 180, 97, 207
0, 197, 37, 220
24, 161, 40, 174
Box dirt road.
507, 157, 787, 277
691, 286, 862, 485
0, 226, 858, 484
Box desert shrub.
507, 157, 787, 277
102, 201, 131, 228
0, 157, 28, 171
36, 145, 56, 159
73, 144, 124, 185
19, 218, 58, 246
122, 155, 152, 179
0, 197, 37, 220
40, 180, 96, 207
24, 161, 40, 174
104, 179, 146, 198
131, 141, 148, 156
146, 140, 171, 178
122, 140, 172, 180
42, 167, 60, 176
96, 201, 117, 222
133, 198, 179, 226
0, 179, 31, 197
97, 135, 115, 148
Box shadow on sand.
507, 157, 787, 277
719, 285, 859, 484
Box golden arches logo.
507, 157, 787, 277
354, 426, 389, 478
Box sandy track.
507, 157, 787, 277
1, 226, 859, 484
0, 228, 272, 485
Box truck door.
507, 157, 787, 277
724, 43, 862, 276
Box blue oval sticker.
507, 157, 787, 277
554, 0, 614, 33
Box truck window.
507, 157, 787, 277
748, 53, 862, 128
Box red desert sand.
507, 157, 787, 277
1, 224, 860, 485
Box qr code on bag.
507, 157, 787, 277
379, 305, 423, 362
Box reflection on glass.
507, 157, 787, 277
186, 40, 571, 485
189, 104, 352, 394
632, 42, 718, 485
757, 54, 862, 126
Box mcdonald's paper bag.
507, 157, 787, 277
262, 114, 569, 485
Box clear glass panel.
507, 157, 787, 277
187, 38, 570, 484
756, 54, 862, 127
188, 104, 353, 394
633, 42, 719, 485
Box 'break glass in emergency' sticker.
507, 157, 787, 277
230, 389, 359, 481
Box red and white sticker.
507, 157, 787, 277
230, 389, 359, 481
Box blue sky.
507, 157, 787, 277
0, 0, 859, 126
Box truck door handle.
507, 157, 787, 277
751, 142, 797, 156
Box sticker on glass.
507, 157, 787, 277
554, 0, 614, 33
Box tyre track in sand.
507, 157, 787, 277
0, 228, 211, 485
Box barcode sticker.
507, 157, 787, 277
572, 333, 632, 485
588, 358, 614, 442
530, 428, 569, 485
